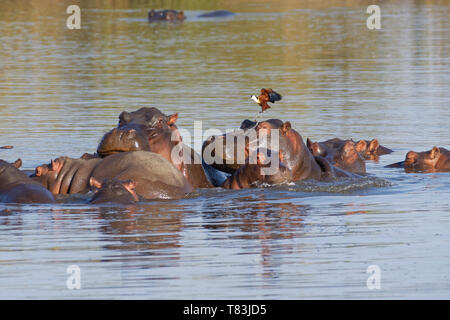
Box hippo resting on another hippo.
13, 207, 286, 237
386, 147, 450, 173
97, 107, 226, 188
148, 9, 234, 23
203, 119, 360, 189
0, 159, 55, 203
31, 151, 192, 200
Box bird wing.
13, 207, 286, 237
268, 90, 282, 103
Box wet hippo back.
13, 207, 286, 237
91, 151, 193, 199
197, 10, 235, 18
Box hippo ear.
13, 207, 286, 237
123, 179, 137, 191
122, 179, 139, 201
13, 158, 22, 169
306, 138, 313, 149
89, 177, 103, 190
430, 146, 440, 159
50, 159, 63, 172
35, 166, 44, 177
119, 111, 131, 125
281, 121, 291, 135
167, 113, 178, 126
368, 139, 379, 152
355, 140, 367, 153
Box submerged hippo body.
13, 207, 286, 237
197, 10, 235, 18
307, 138, 366, 174
32, 151, 192, 200
386, 147, 450, 173
97, 107, 217, 188
0, 159, 55, 203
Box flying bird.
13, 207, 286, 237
251, 88, 282, 113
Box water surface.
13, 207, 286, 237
0, 0, 449, 299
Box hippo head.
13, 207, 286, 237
31, 158, 66, 193
203, 118, 305, 176
355, 139, 393, 160
0, 158, 24, 184
0, 158, 22, 170
255, 119, 307, 175
333, 140, 366, 174
403, 147, 449, 172
97, 107, 181, 159
148, 9, 185, 23
89, 177, 139, 204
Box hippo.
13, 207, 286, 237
203, 118, 358, 184
0, 159, 55, 203
32, 151, 193, 200
306, 138, 366, 174
147, 9, 234, 23
97, 107, 220, 188
148, 9, 185, 23
222, 148, 292, 190
305, 137, 392, 162
354, 139, 393, 160
89, 177, 139, 204
386, 147, 450, 173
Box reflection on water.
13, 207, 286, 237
0, 0, 450, 299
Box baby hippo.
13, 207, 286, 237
222, 149, 292, 190
0, 159, 55, 203
387, 146, 450, 173
89, 177, 139, 204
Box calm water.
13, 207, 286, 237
0, 0, 449, 299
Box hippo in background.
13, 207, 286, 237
0, 159, 55, 203
31, 151, 193, 200
197, 10, 235, 18
148, 9, 185, 23
386, 147, 450, 173
148, 9, 234, 23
